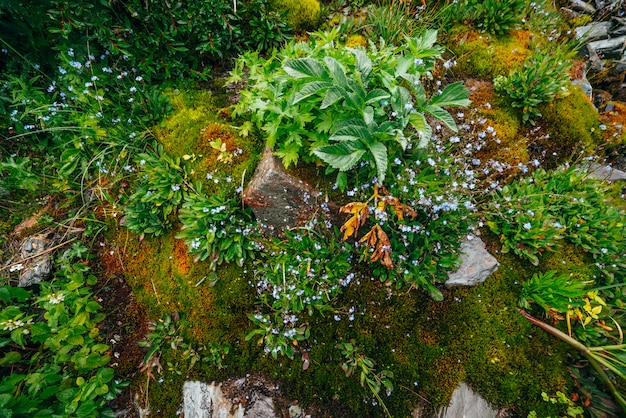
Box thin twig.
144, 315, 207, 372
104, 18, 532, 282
151, 278, 160, 305
1, 237, 78, 271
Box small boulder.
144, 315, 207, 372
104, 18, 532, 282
243, 147, 341, 237
446, 236, 499, 287
581, 162, 626, 181
436, 383, 500, 418
570, 0, 597, 14
587, 36, 626, 59
18, 234, 53, 287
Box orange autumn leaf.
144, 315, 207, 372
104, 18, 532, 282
359, 224, 394, 269
340, 202, 370, 240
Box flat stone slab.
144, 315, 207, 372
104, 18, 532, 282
446, 236, 499, 287
580, 162, 626, 181
576, 21, 611, 41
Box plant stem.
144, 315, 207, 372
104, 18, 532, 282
518, 308, 626, 415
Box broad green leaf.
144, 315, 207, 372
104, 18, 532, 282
425, 105, 458, 132
364, 88, 390, 105
336, 171, 348, 192
401, 74, 426, 105
429, 81, 471, 107
313, 142, 366, 171
348, 47, 372, 85
394, 55, 413, 78
364, 140, 388, 183
293, 81, 333, 104
331, 119, 372, 142
275, 142, 301, 168
321, 87, 345, 109
283, 58, 326, 79
409, 112, 432, 148
324, 56, 348, 88
363, 106, 375, 126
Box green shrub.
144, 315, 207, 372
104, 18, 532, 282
176, 187, 261, 270
441, 0, 526, 36
123, 147, 186, 237
0, 262, 124, 417
494, 44, 575, 124
231, 29, 470, 188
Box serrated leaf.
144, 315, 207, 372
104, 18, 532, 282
331, 119, 372, 142
348, 47, 372, 85
425, 105, 458, 132
409, 112, 432, 148
364, 88, 390, 105
283, 58, 327, 79
313, 142, 365, 172
364, 140, 388, 183
321, 87, 345, 109
429, 81, 471, 108
293, 81, 333, 104
324, 56, 348, 88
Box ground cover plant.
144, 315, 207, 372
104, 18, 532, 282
1, 0, 626, 417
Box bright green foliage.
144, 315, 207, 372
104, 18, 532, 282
441, 0, 526, 35
246, 226, 353, 359
348, 149, 475, 300
494, 44, 575, 124
271, 0, 320, 30
486, 166, 626, 284
339, 340, 394, 417
123, 147, 186, 237
0, 156, 40, 192
364, 0, 422, 45
527, 391, 585, 418
231, 29, 470, 186
0, 263, 123, 417
176, 187, 261, 270
519, 271, 587, 314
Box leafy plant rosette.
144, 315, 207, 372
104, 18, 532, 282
493, 44, 575, 124
246, 225, 353, 359
123, 146, 186, 237
0, 262, 123, 417
176, 186, 262, 271
339, 150, 476, 300
230, 29, 470, 189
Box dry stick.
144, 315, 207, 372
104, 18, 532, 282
151, 278, 160, 305
1, 237, 78, 271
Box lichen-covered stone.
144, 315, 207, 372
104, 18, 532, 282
18, 234, 53, 287
446, 237, 499, 287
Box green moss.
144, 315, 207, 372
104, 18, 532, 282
534, 85, 602, 167
154, 89, 263, 194
271, 0, 321, 31
446, 28, 532, 79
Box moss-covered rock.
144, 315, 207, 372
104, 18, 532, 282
531, 84, 602, 168
446, 28, 532, 79
271, 0, 321, 31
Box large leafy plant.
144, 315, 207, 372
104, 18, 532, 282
230, 29, 470, 187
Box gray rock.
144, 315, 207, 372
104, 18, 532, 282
18, 234, 53, 287
436, 383, 499, 418
446, 236, 499, 287
243, 147, 341, 237
586, 43, 606, 72
560, 7, 580, 19
182, 381, 246, 418
572, 74, 593, 99
581, 162, 626, 181
587, 35, 626, 59
571, 0, 597, 14
575, 21, 611, 41
182, 379, 279, 418
610, 17, 626, 36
